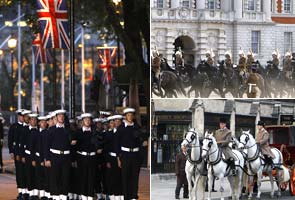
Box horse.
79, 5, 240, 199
181, 129, 206, 200
151, 56, 186, 97
265, 61, 280, 97
238, 130, 284, 199
201, 132, 245, 200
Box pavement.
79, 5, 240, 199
0, 147, 150, 200
151, 174, 295, 200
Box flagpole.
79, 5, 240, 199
70, 0, 75, 118
81, 24, 85, 113
40, 63, 44, 114
61, 49, 65, 108
31, 47, 36, 111
17, 1, 21, 110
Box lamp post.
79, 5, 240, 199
8, 38, 17, 109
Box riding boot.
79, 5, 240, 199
229, 158, 237, 176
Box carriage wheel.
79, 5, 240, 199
289, 166, 295, 196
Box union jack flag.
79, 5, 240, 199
98, 48, 117, 85
32, 33, 53, 64
36, 0, 70, 49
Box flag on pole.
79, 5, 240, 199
32, 33, 53, 64
36, 0, 70, 49
98, 48, 117, 85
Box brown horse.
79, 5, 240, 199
246, 72, 265, 98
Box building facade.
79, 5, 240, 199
151, 0, 295, 67
151, 99, 295, 173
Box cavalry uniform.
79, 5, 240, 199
8, 109, 26, 199
45, 110, 71, 200
255, 127, 275, 159
272, 57, 280, 70
206, 56, 214, 66
246, 54, 255, 72
76, 113, 97, 200
246, 72, 263, 98
238, 56, 247, 74
175, 150, 188, 199
283, 55, 293, 79
116, 108, 142, 200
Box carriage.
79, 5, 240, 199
265, 125, 295, 195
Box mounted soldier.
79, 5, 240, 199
271, 49, 280, 70
205, 49, 214, 67
283, 51, 293, 79
238, 49, 247, 76
175, 47, 184, 76
246, 49, 255, 73
224, 50, 232, 69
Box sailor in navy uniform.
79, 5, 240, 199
19, 110, 33, 200
8, 109, 25, 199
44, 111, 56, 200
93, 117, 105, 200
109, 115, 124, 200
76, 113, 97, 200
37, 115, 49, 200
24, 113, 39, 200
45, 109, 71, 200
68, 118, 79, 200
116, 108, 142, 200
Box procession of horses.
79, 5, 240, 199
151, 47, 295, 98
180, 126, 295, 200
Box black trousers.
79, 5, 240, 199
121, 154, 141, 200
25, 159, 36, 192
44, 166, 50, 193
0, 146, 3, 167
50, 159, 71, 196
105, 156, 122, 196
175, 173, 188, 197
77, 156, 96, 197
35, 163, 45, 191
94, 162, 103, 195
15, 158, 26, 189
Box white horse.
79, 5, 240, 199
238, 130, 284, 199
181, 129, 205, 200
201, 132, 245, 200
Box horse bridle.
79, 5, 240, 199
202, 137, 220, 165
240, 133, 260, 162
184, 131, 200, 148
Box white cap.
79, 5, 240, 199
101, 118, 109, 123
55, 109, 66, 115
21, 109, 32, 115
28, 113, 38, 118
93, 118, 104, 123
15, 109, 24, 114
99, 111, 111, 116
205, 50, 211, 55
123, 108, 136, 114
107, 115, 123, 121
76, 115, 82, 121
38, 116, 48, 121
224, 51, 231, 56
272, 51, 277, 56
81, 113, 92, 119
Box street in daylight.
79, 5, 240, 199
0, 0, 150, 200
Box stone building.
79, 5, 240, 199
151, 0, 295, 67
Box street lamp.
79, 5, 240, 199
8, 37, 17, 109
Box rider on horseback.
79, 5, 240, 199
224, 50, 232, 68
238, 49, 247, 77
175, 47, 184, 76
271, 49, 280, 70
205, 49, 214, 66
214, 118, 237, 176
246, 49, 255, 73
255, 121, 275, 167
283, 51, 293, 79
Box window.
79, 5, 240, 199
248, 0, 255, 11
251, 31, 260, 54
284, 32, 293, 53
182, 0, 190, 7
157, 0, 164, 8
284, 0, 291, 13
207, 0, 221, 10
